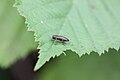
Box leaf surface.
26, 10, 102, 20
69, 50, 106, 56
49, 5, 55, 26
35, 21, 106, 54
15, 0, 120, 70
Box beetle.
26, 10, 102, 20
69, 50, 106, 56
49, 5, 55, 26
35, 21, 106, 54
52, 35, 69, 42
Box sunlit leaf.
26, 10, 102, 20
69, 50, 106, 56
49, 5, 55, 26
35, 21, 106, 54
15, 0, 120, 70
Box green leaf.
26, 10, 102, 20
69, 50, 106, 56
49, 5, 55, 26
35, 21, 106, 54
37, 49, 120, 80
15, 0, 120, 70
0, 0, 37, 67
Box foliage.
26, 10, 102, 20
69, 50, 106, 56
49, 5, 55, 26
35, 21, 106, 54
37, 49, 120, 80
0, 0, 37, 67
15, 0, 120, 70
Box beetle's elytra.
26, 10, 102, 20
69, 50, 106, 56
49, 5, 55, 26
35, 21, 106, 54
52, 35, 69, 42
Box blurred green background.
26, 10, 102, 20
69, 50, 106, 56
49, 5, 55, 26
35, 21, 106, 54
0, 0, 37, 67
0, 0, 120, 80
38, 49, 120, 80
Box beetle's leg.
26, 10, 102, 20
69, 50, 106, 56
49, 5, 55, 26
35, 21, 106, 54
61, 40, 65, 45
53, 39, 59, 45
